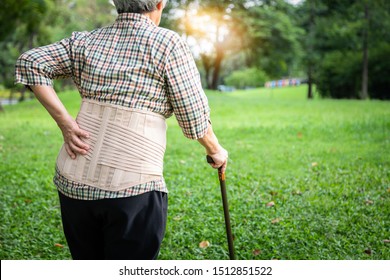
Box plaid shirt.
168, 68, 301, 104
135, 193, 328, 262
15, 13, 210, 200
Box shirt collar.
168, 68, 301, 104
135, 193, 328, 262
115, 13, 156, 26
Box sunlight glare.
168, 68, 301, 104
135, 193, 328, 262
184, 12, 230, 56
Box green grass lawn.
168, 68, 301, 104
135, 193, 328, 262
0, 85, 389, 260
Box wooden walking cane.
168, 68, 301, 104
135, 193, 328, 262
206, 155, 236, 260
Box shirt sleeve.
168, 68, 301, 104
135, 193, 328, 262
15, 35, 76, 89
164, 37, 210, 140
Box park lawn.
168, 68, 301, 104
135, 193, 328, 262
0, 85, 389, 260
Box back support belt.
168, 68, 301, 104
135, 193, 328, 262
56, 99, 167, 191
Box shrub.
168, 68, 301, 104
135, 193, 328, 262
225, 68, 269, 89
368, 43, 390, 100
316, 45, 390, 100
316, 51, 361, 99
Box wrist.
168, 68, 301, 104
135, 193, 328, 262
206, 143, 222, 155
55, 113, 72, 129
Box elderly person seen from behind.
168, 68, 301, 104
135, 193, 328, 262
15, 0, 228, 260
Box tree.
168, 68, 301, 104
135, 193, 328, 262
297, 0, 326, 99
238, 0, 304, 79
360, 1, 369, 99
303, 0, 390, 99
174, 0, 246, 89
0, 0, 116, 99
164, 0, 303, 89
0, 0, 51, 101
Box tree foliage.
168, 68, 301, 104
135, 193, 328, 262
0, 0, 51, 102
239, 0, 304, 79
299, 0, 390, 99
1, 0, 389, 100
0, 0, 116, 96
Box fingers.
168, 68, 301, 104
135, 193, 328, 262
207, 147, 228, 172
77, 129, 90, 139
65, 139, 89, 159
210, 160, 227, 172
64, 143, 76, 160
68, 139, 88, 155
59, 117, 90, 160
72, 131, 90, 151
64, 129, 90, 160
220, 160, 227, 174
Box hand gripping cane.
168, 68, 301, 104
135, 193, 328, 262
206, 155, 236, 260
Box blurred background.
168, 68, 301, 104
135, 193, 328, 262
1, 0, 389, 106
1, 1, 389, 261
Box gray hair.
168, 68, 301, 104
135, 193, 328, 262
113, 0, 168, 14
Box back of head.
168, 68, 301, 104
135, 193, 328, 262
113, 0, 168, 14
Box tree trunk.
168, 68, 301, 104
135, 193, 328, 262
200, 53, 213, 89
9, 87, 14, 102
360, 4, 369, 100
211, 51, 223, 90
16, 32, 36, 103
205, 67, 211, 89
211, 23, 224, 90
28, 32, 36, 49
307, 0, 315, 99
19, 87, 26, 102
307, 65, 313, 99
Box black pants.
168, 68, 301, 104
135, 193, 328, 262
58, 191, 168, 260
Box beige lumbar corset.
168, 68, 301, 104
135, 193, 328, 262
56, 99, 167, 191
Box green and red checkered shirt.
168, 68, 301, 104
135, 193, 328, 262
15, 13, 210, 200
